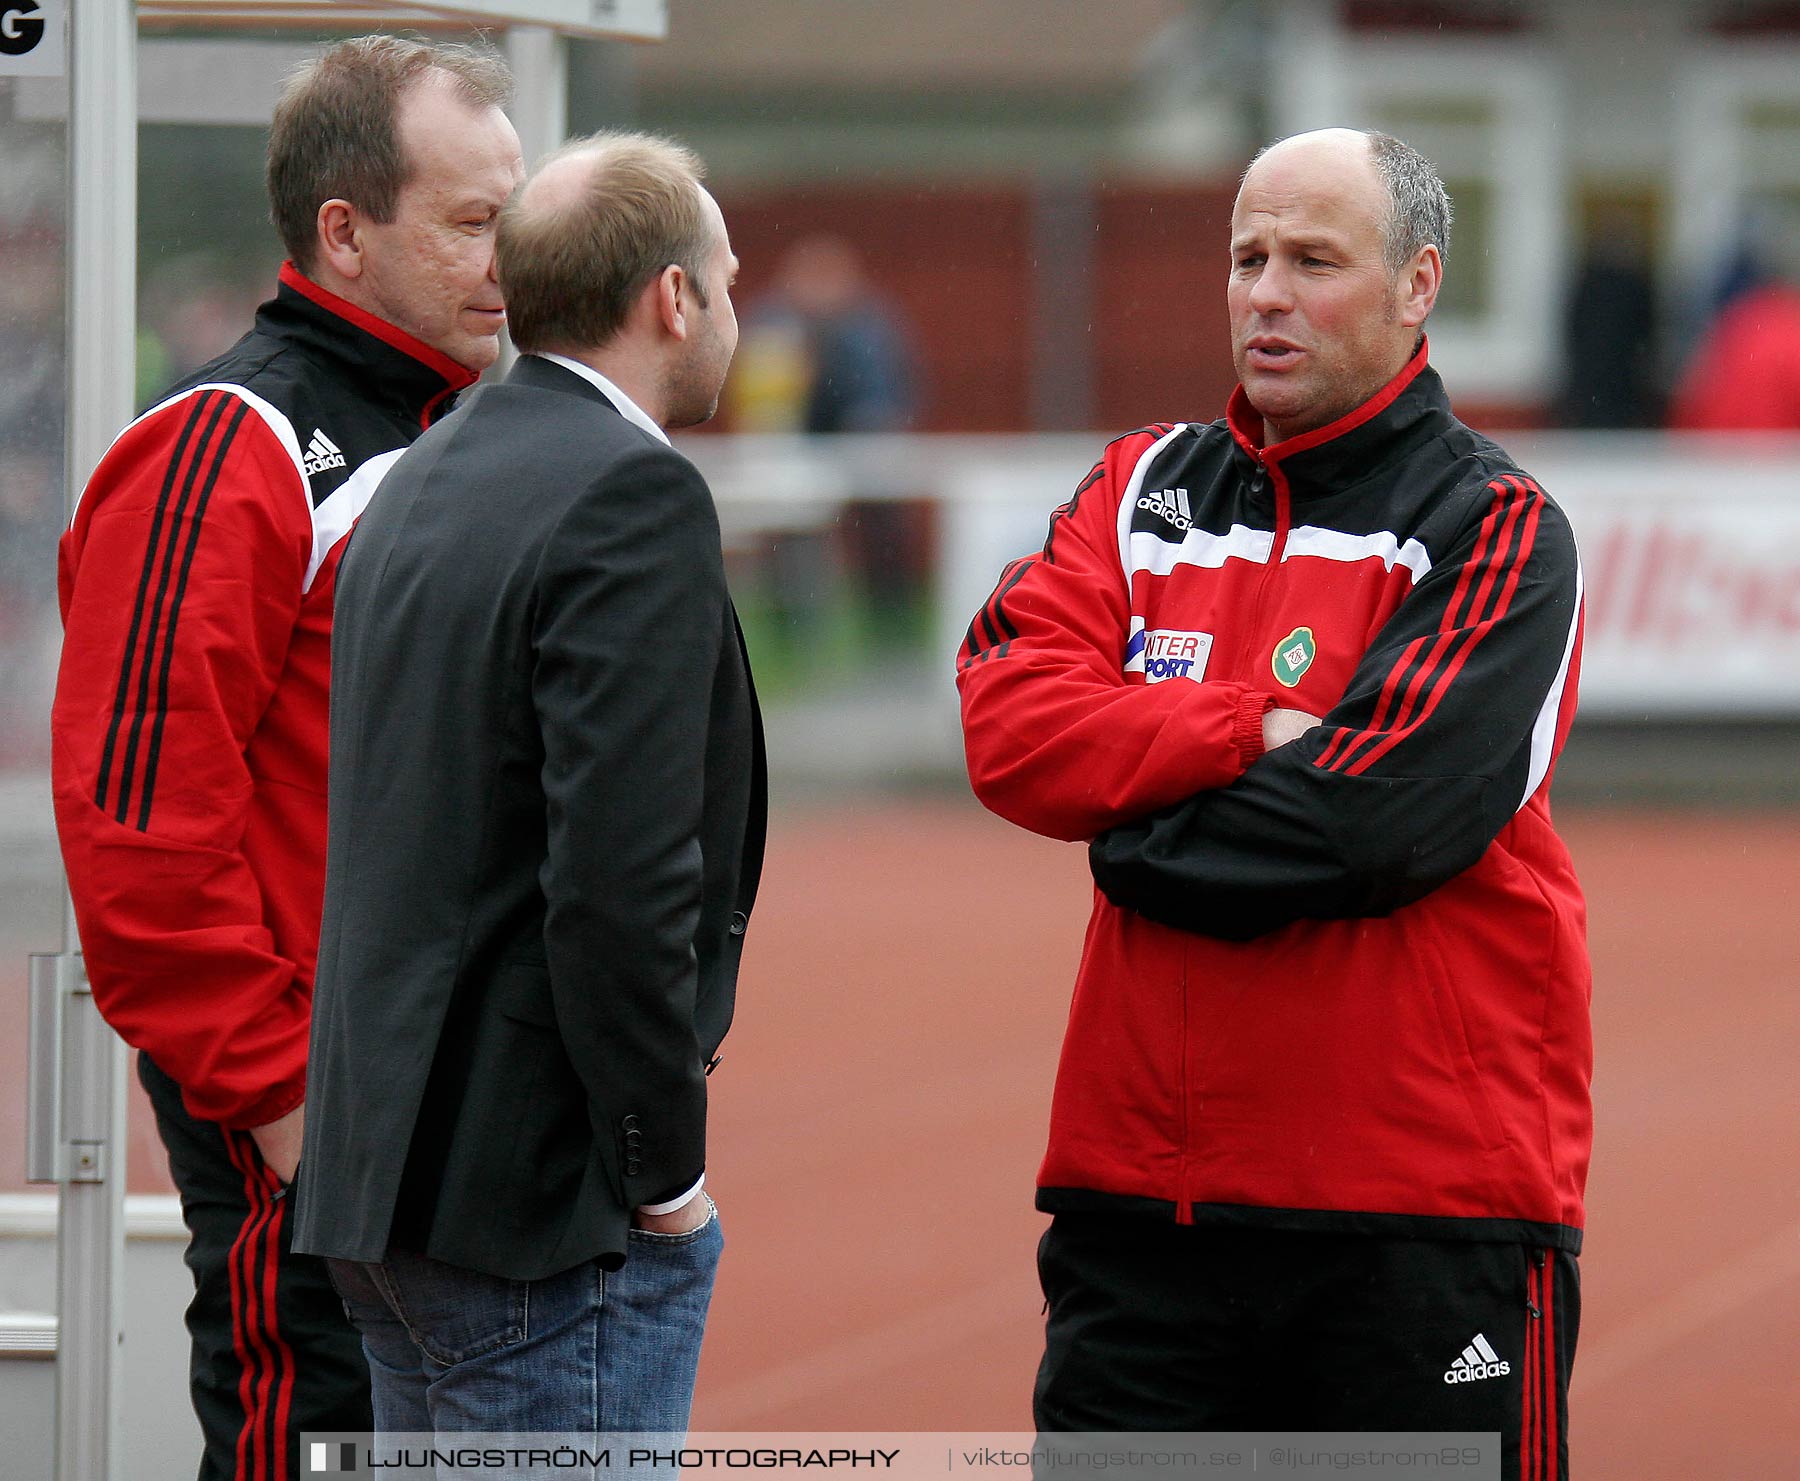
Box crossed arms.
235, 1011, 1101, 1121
957, 448, 1582, 941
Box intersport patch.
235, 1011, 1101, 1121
1125, 624, 1214, 684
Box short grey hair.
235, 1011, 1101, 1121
1364, 130, 1452, 274
1241, 130, 1453, 276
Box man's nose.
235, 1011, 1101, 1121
1247, 259, 1292, 314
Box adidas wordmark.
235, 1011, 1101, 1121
1443, 1332, 1511, 1384
304, 428, 346, 477
1137, 486, 1195, 534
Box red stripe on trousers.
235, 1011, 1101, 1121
223, 1131, 291, 1480
223, 1132, 267, 1480
1520, 1259, 1536, 1481
1541, 1252, 1559, 1480
264, 1187, 297, 1481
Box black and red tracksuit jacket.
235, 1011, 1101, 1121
52, 263, 474, 1130
959, 343, 1592, 1250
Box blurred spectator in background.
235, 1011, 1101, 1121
732, 234, 928, 654
1558, 204, 1663, 428
733, 233, 916, 435
0, 202, 65, 766
136, 254, 266, 410
1671, 197, 1800, 430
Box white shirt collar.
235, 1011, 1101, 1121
530, 352, 670, 447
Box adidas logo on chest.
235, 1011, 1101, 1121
304, 428, 347, 477
1136, 486, 1195, 535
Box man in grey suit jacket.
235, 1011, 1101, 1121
292, 133, 764, 1441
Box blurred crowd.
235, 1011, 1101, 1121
724, 235, 932, 664
0, 142, 64, 768
1561, 193, 1800, 431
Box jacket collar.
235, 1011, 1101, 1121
1224, 337, 1453, 500
255, 262, 479, 428
526, 352, 671, 446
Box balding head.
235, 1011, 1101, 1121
1246, 126, 1373, 176
1244, 128, 1452, 274
498, 131, 714, 354
514, 142, 604, 217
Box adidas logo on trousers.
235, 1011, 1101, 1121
1443, 1332, 1511, 1384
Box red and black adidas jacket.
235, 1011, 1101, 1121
52, 263, 475, 1130
958, 343, 1593, 1249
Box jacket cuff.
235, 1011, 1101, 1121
1232, 690, 1279, 770
638, 1172, 706, 1215
205, 1079, 306, 1133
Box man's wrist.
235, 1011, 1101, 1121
636, 1172, 704, 1216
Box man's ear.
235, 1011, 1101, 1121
314, 200, 364, 280
654, 263, 690, 341
1398, 243, 1442, 329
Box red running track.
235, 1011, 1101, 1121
689, 801, 1800, 1479
67, 798, 1800, 1474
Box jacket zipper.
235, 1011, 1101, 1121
1240, 460, 1291, 671
1172, 456, 1284, 1228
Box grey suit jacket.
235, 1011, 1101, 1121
292, 354, 764, 1279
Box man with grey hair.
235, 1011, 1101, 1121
959, 128, 1587, 1477
294, 132, 762, 1441
52, 34, 520, 1479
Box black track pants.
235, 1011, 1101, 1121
1034, 1213, 1579, 1480
140, 1052, 372, 1481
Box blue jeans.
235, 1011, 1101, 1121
327, 1196, 721, 1449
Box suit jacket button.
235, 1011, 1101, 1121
622, 1115, 640, 1131
729, 911, 748, 936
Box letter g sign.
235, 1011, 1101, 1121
0, 2, 44, 57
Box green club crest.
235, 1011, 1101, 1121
1271, 626, 1316, 687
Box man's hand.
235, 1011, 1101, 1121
248, 1103, 305, 1184
632, 1189, 712, 1235
1262, 706, 1322, 752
